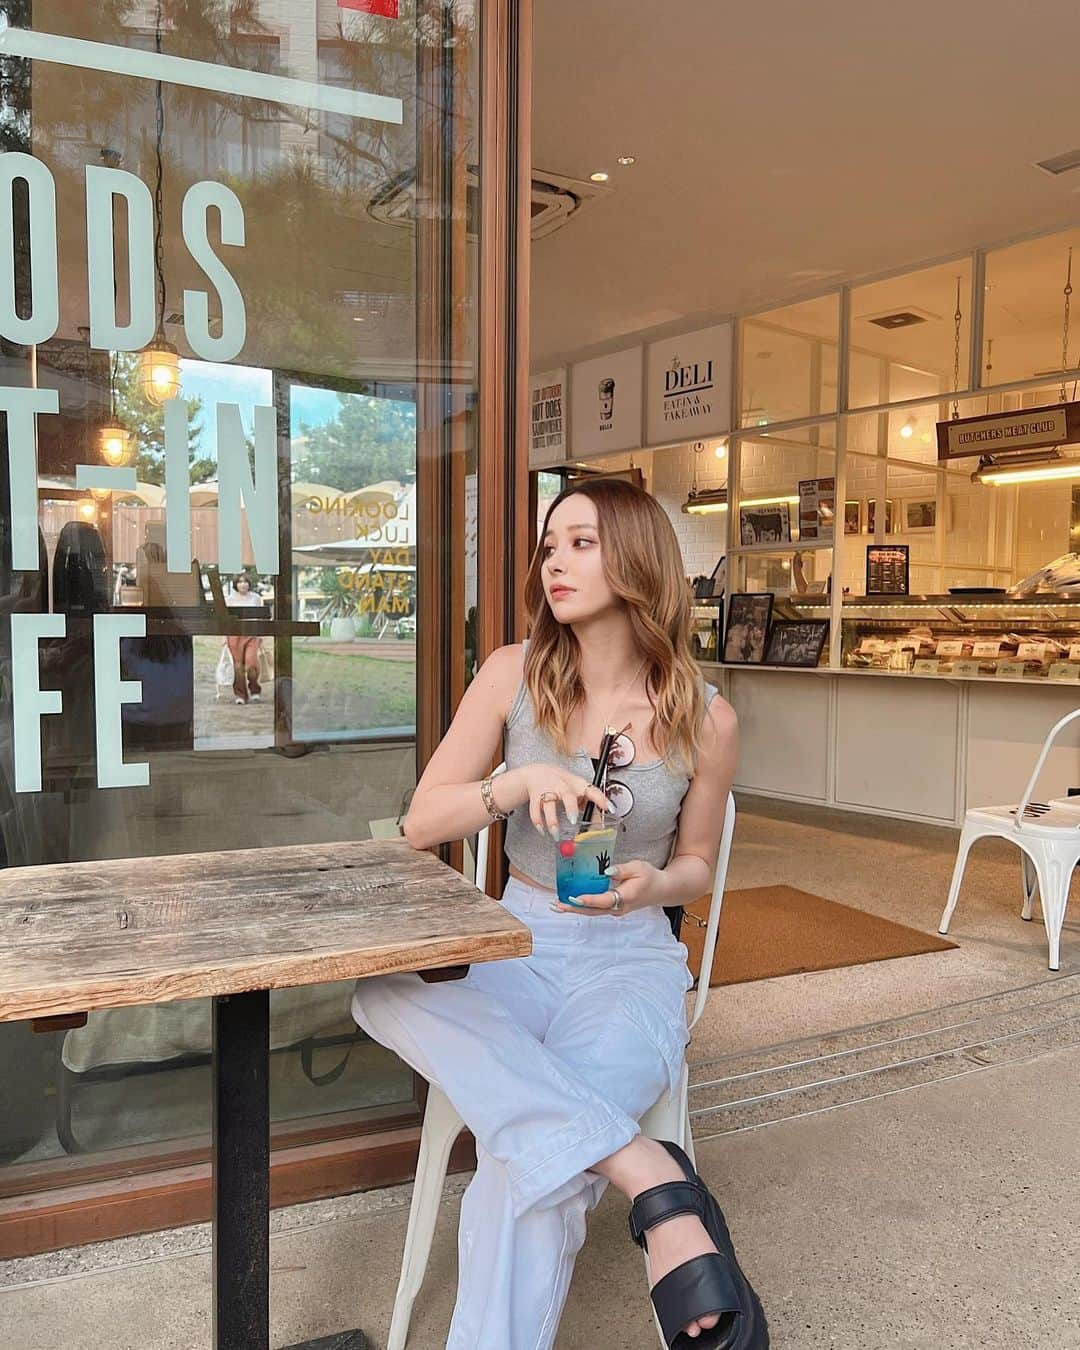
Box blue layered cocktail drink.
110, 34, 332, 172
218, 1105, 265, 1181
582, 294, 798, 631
555, 825, 617, 906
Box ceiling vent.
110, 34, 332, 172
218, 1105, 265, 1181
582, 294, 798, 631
369, 166, 608, 241
867, 310, 928, 331
1034, 148, 1080, 177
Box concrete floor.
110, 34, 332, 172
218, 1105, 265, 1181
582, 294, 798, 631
2, 796, 1078, 1349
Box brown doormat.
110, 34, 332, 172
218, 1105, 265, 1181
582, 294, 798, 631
681, 885, 958, 987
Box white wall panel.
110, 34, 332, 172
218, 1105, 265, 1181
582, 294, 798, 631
728, 670, 829, 801
835, 677, 959, 822
966, 684, 1080, 809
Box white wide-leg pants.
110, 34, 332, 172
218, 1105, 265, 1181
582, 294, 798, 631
350, 876, 694, 1350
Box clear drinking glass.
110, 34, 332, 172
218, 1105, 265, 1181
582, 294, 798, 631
555, 823, 618, 906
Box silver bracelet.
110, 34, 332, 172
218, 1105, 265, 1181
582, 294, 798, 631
480, 776, 509, 821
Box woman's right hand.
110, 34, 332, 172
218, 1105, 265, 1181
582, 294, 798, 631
511, 763, 612, 837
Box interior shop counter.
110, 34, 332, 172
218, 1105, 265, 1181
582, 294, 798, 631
703, 662, 1080, 828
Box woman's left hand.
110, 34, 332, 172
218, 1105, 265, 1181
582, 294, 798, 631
552, 859, 668, 918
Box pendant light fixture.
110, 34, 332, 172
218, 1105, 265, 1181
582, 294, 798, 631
683, 488, 729, 515
973, 250, 1080, 487
682, 441, 729, 513
98, 350, 130, 466
972, 451, 1080, 486
139, 3, 181, 406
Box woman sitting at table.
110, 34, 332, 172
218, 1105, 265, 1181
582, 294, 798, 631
351, 477, 766, 1350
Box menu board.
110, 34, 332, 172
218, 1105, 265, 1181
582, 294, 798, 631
865, 544, 909, 596
798, 478, 835, 541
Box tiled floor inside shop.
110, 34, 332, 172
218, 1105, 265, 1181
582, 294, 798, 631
2, 795, 1078, 1349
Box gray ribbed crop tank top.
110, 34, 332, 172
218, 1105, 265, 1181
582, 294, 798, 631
502, 660, 718, 892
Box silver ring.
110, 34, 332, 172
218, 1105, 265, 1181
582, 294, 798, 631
538, 792, 560, 804
609, 888, 623, 914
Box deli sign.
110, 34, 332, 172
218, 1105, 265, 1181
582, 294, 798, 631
936, 402, 1080, 461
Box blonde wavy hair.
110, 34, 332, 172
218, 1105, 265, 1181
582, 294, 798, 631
523, 476, 705, 774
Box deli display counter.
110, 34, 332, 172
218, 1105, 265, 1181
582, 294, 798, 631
789, 592, 1080, 683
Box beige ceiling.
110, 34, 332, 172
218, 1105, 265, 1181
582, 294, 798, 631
531, 0, 1080, 370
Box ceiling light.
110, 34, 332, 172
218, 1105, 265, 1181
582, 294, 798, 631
972, 450, 1080, 485
682, 487, 728, 515
617, 156, 636, 167
589, 171, 609, 183
713, 440, 728, 459
740, 495, 800, 507
900, 415, 916, 440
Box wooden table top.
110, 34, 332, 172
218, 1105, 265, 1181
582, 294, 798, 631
0, 840, 531, 1023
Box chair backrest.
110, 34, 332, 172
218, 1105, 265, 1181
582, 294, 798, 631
688, 790, 735, 1033
1014, 707, 1080, 830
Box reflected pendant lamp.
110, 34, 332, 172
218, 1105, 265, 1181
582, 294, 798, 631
141, 47, 181, 408
139, 335, 180, 405
98, 349, 130, 465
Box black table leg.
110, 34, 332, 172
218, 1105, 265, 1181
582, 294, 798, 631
213, 990, 373, 1350
213, 990, 270, 1350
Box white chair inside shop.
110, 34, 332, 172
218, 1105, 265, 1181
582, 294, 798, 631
386, 783, 737, 1350
939, 707, 1080, 971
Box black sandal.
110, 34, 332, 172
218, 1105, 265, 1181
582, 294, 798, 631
628, 1140, 768, 1350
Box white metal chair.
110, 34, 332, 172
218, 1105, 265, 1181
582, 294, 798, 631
939, 708, 1080, 970
386, 790, 737, 1350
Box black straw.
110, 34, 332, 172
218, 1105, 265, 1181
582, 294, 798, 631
579, 726, 616, 827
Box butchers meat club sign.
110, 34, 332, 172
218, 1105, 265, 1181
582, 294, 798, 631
936, 402, 1080, 461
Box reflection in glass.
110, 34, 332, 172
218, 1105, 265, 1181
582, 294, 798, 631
0, 0, 475, 1186
983, 228, 1080, 389
740, 293, 839, 427
847, 259, 972, 410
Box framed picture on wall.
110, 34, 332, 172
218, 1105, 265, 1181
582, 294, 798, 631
866, 498, 894, 534
844, 500, 861, 534
902, 498, 937, 531
738, 503, 791, 547
722, 592, 773, 664
764, 619, 830, 668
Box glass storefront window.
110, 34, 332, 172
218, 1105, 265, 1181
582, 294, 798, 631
841, 395, 1044, 597
983, 227, 1080, 389
0, 0, 477, 1190
739, 293, 839, 428
847, 259, 973, 409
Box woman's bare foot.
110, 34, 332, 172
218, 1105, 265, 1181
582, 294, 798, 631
592, 1135, 722, 1340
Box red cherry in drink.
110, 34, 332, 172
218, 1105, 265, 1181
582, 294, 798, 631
558, 839, 576, 858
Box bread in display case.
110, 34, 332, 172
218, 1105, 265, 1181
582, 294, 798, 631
789, 592, 1080, 680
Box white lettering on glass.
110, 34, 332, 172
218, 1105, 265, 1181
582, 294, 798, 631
181, 180, 246, 361
164, 397, 193, 574
85, 165, 156, 350
0, 152, 58, 345
11, 613, 65, 792
93, 614, 150, 789
0, 385, 58, 570
217, 402, 278, 574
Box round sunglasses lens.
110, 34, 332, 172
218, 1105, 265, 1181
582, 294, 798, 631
604, 779, 634, 819
608, 733, 635, 769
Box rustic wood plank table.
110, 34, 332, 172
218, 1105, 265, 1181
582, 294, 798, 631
0, 838, 531, 1350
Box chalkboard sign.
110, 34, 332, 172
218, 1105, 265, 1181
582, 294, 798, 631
866, 544, 909, 596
